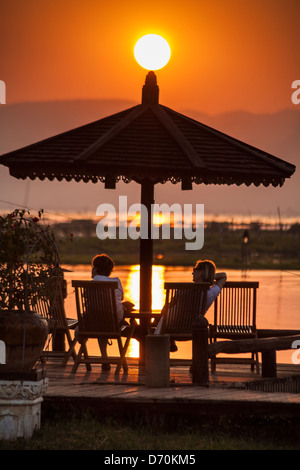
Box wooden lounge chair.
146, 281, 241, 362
33, 276, 78, 366
71, 280, 136, 374
158, 283, 210, 362
210, 281, 259, 373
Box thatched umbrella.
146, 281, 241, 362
0, 72, 295, 313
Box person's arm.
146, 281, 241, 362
215, 272, 227, 289
122, 301, 135, 314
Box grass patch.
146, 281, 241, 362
1, 414, 300, 450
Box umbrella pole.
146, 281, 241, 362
139, 178, 154, 364
139, 178, 154, 312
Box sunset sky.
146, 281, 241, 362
1, 0, 299, 114
0, 0, 299, 220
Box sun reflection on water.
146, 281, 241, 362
124, 265, 165, 311
124, 265, 165, 357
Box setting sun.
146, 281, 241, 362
134, 34, 171, 71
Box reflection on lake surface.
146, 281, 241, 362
63, 265, 300, 364
123, 265, 165, 311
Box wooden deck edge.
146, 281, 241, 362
42, 393, 300, 424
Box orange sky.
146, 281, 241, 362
1, 0, 299, 114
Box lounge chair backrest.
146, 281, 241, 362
48, 276, 69, 328
212, 281, 259, 337
72, 280, 120, 333
162, 282, 210, 335
33, 295, 50, 319
32, 276, 68, 328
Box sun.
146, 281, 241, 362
134, 34, 171, 71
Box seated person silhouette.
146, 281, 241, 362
155, 259, 227, 352
91, 254, 138, 371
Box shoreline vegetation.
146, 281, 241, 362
53, 218, 300, 270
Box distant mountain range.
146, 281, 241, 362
0, 100, 299, 219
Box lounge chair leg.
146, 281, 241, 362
115, 337, 129, 374
255, 352, 260, 375
82, 341, 91, 371
61, 338, 77, 367
72, 343, 84, 373
98, 338, 109, 363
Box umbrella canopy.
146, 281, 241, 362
1, 72, 295, 188
0, 72, 296, 311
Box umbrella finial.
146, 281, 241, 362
142, 71, 159, 105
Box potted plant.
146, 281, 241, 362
0, 209, 61, 373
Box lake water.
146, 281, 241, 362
62, 265, 300, 365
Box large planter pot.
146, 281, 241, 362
0, 310, 48, 373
